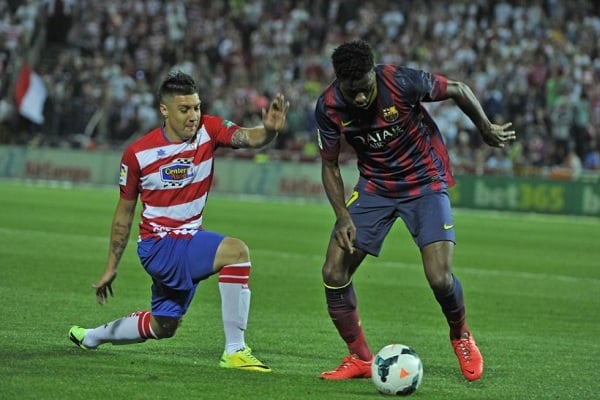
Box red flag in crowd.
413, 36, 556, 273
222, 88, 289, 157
14, 63, 48, 124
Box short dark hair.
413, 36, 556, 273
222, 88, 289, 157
158, 70, 197, 103
331, 40, 374, 80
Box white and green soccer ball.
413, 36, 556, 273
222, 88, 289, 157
371, 344, 423, 396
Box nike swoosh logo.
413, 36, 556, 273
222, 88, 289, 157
443, 224, 454, 230
466, 369, 475, 374
341, 120, 354, 127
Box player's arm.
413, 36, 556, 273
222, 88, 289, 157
322, 157, 356, 253
445, 79, 516, 148
231, 93, 290, 148
93, 197, 137, 305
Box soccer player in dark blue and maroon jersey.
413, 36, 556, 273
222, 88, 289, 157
315, 40, 515, 382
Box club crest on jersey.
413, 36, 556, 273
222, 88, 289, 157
160, 158, 194, 187
382, 105, 399, 123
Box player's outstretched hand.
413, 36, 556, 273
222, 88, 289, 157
481, 122, 516, 148
262, 93, 290, 133
92, 269, 117, 305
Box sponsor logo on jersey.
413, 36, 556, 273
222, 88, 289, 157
351, 124, 404, 149
160, 158, 194, 187
119, 163, 128, 186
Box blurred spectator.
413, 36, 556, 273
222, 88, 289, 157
485, 147, 513, 176
449, 130, 476, 174
572, 90, 592, 159
45, 0, 75, 44
548, 85, 575, 164
583, 140, 600, 170
550, 144, 583, 179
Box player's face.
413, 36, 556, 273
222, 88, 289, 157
338, 69, 377, 109
160, 94, 201, 142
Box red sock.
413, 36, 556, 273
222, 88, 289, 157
325, 283, 372, 361
347, 329, 372, 361
128, 311, 156, 339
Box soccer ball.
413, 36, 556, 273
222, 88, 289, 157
371, 344, 423, 396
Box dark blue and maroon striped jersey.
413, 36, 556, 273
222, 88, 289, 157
316, 64, 456, 198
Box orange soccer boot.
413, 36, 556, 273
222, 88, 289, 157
319, 354, 373, 380
451, 331, 483, 381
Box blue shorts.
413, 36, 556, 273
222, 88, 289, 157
345, 190, 455, 256
137, 230, 225, 318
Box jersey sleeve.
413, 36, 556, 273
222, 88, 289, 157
201, 114, 241, 148
425, 72, 448, 101
119, 145, 141, 200
397, 67, 448, 104
314, 95, 341, 161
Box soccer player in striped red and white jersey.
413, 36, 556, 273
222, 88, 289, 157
315, 40, 516, 381
68, 70, 289, 372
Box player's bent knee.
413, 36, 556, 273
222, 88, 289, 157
427, 272, 453, 294
322, 263, 349, 287
151, 316, 181, 339
215, 237, 250, 266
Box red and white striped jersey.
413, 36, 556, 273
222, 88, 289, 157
119, 115, 239, 240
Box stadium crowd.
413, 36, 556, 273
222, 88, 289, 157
1, 0, 600, 177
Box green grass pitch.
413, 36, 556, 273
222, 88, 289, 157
0, 181, 598, 399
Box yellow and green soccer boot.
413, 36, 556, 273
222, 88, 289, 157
219, 347, 271, 373
68, 326, 91, 350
